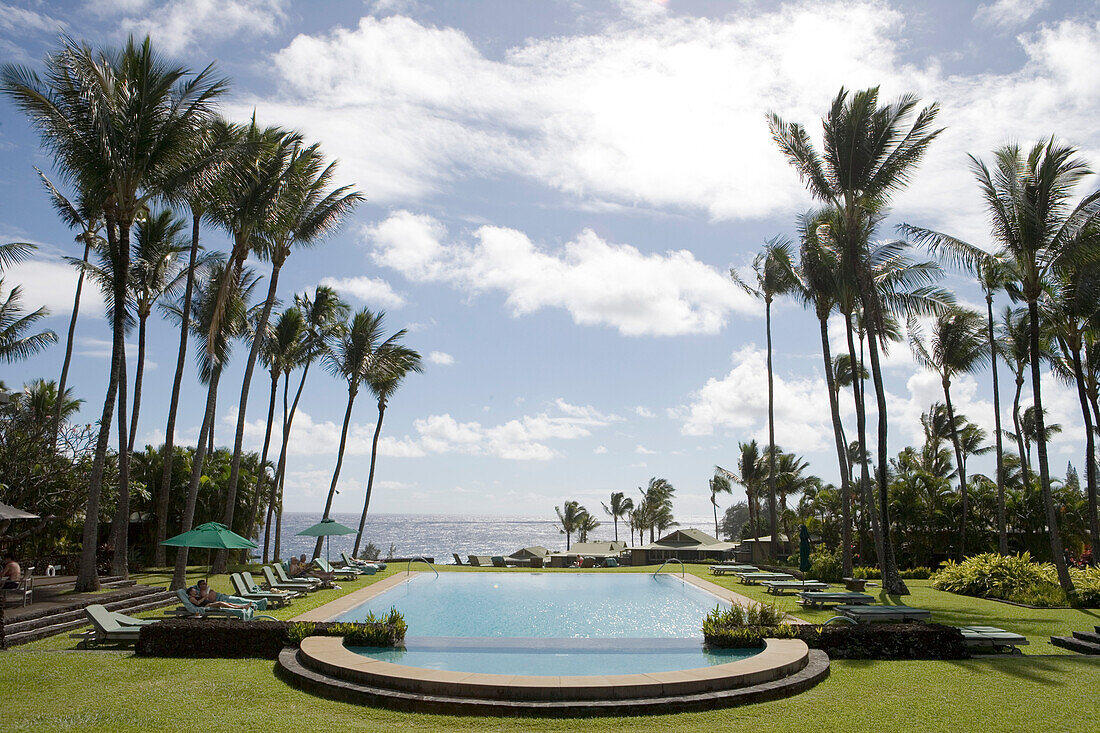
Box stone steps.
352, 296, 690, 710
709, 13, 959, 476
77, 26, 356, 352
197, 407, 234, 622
1050, 632, 1100, 655
4, 587, 176, 646
8, 584, 160, 625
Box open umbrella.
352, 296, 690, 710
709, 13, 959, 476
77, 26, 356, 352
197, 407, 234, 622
296, 518, 356, 563
0, 501, 39, 536
161, 521, 257, 575
799, 524, 812, 574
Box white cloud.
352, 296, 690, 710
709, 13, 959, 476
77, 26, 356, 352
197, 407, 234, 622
678, 345, 833, 454
593, 445, 608, 454
427, 351, 454, 366
76, 338, 155, 369
0, 2, 63, 33
4, 258, 102, 319
634, 405, 655, 418
319, 275, 405, 308
635, 444, 656, 455
974, 0, 1046, 29
98, 0, 289, 55
366, 211, 756, 336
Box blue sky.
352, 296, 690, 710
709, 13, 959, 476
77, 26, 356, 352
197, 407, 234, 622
1, 0, 1099, 521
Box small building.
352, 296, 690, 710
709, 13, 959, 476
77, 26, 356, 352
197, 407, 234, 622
629, 528, 739, 565
548, 540, 627, 568
509, 545, 549, 560
734, 534, 791, 564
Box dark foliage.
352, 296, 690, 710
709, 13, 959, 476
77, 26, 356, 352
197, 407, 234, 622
705, 622, 967, 659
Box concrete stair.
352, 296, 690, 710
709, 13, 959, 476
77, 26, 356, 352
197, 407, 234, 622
1050, 626, 1100, 655
4, 585, 176, 646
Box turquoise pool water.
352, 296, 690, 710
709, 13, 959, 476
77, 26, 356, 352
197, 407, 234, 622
337, 573, 756, 675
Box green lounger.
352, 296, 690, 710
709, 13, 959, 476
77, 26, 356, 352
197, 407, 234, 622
491, 556, 507, 568
797, 591, 875, 607
313, 557, 362, 580
244, 571, 303, 598
231, 573, 293, 607
762, 580, 829, 595
837, 605, 931, 622
958, 626, 1029, 652
604, 558, 618, 568
341, 552, 385, 571
273, 563, 323, 588
738, 572, 795, 585
710, 565, 757, 575
262, 566, 317, 593
70, 604, 152, 646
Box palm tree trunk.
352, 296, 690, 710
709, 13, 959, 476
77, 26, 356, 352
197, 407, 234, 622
1027, 299, 1074, 593
126, 314, 148, 454
214, 263, 282, 573
171, 368, 222, 590
1069, 342, 1100, 561
614, 515, 620, 543
765, 299, 778, 560
1012, 373, 1030, 482
942, 380, 968, 559
53, 237, 91, 441
353, 400, 387, 556
712, 500, 719, 541
264, 372, 290, 564
820, 314, 853, 576
265, 362, 311, 562
246, 370, 279, 552
108, 220, 133, 579
207, 388, 216, 456
315, 388, 357, 559
846, 315, 885, 575
155, 213, 200, 567
75, 218, 125, 593
986, 294, 1008, 554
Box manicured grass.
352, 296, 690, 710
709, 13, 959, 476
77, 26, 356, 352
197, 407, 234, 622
7, 562, 1098, 731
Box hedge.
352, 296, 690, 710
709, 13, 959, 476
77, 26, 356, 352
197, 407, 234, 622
705, 623, 968, 660
136, 616, 406, 659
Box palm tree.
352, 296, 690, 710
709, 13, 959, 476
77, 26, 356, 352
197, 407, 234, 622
637, 477, 675, 542
577, 511, 600, 543
909, 307, 990, 558
708, 473, 732, 540
352, 342, 423, 557
732, 237, 798, 559
556, 500, 584, 551
0, 275, 57, 363
212, 137, 363, 574
770, 87, 943, 595
169, 260, 258, 589
2, 35, 227, 590
918, 140, 1100, 593
601, 491, 634, 543
313, 309, 406, 559
264, 286, 347, 561
999, 307, 1036, 479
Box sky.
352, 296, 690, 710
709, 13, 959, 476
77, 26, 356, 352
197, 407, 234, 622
1, 0, 1099, 524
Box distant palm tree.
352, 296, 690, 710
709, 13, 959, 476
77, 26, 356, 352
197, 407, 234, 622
313, 309, 407, 559
21, 378, 82, 428
601, 491, 634, 543
910, 307, 991, 558
353, 342, 423, 557
556, 500, 584, 550
732, 237, 799, 559
708, 473, 732, 540
637, 477, 675, 542
577, 511, 600, 543
0, 270, 57, 363
999, 307, 1037, 479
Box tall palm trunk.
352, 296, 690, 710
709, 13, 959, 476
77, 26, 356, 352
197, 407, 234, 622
1068, 342, 1100, 559
845, 315, 885, 574
244, 368, 279, 560
986, 294, 1008, 554
53, 237, 91, 441
1012, 373, 1030, 481
712, 501, 719, 541
941, 380, 968, 559
265, 360, 311, 562
76, 218, 126, 592
765, 297, 778, 559
154, 213, 200, 566
171, 367, 222, 589
1027, 300, 1073, 593
353, 399, 386, 556
214, 263, 282, 573
819, 315, 853, 575
263, 372, 290, 563
107, 220, 133, 579
126, 313, 148, 454
315, 388, 358, 558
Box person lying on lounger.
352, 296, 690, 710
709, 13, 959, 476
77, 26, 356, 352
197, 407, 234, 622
188, 580, 253, 610
294, 554, 339, 587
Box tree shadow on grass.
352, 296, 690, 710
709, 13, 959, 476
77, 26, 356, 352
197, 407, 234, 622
946, 656, 1077, 686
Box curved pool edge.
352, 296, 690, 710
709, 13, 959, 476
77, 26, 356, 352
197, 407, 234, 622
277, 638, 829, 716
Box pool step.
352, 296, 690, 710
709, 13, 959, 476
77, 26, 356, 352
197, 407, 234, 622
276, 646, 830, 716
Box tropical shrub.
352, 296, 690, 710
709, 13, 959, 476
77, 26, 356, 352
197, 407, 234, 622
853, 566, 933, 580
704, 624, 797, 648
796, 623, 968, 660
703, 601, 791, 647
932, 552, 1057, 603
806, 544, 843, 582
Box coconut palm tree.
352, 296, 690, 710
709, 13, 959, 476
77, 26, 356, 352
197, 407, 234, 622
770, 87, 944, 594
352, 342, 423, 557
264, 286, 348, 561
918, 140, 1100, 593
313, 309, 406, 559
909, 307, 991, 557
732, 237, 799, 559
556, 500, 584, 551
577, 511, 600, 543
601, 491, 634, 543
637, 477, 675, 543
213, 138, 363, 574
169, 259, 258, 589
999, 307, 1036, 479
2, 35, 227, 590
708, 474, 732, 541
0, 276, 56, 363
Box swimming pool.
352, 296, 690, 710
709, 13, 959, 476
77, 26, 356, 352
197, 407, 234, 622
333, 572, 756, 675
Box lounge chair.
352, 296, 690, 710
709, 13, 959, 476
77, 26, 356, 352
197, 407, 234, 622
274, 562, 323, 588
341, 552, 386, 571
165, 588, 256, 620
762, 580, 829, 595
737, 571, 795, 585
836, 604, 931, 623
243, 571, 302, 599
230, 572, 293, 607
491, 556, 507, 568
314, 557, 362, 581
604, 558, 618, 568
69, 604, 153, 647
958, 625, 1029, 652
797, 591, 875, 608
710, 564, 757, 575
452, 553, 465, 565
262, 566, 317, 593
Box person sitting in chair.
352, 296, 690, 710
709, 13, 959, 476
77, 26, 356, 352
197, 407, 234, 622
295, 554, 338, 587
2, 555, 22, 589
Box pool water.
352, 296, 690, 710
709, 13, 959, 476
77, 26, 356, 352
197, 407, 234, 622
336, 573, 755, 675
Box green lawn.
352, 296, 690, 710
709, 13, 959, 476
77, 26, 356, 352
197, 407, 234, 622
4, 563, 1098, 731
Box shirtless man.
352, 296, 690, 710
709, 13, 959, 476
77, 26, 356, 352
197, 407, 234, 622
1, 555, 21, 590
188, 579, 252, 610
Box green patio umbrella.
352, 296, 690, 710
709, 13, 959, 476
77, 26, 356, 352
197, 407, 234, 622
296, 518, 356, 563
799, 524, 812, 574
161, 521, 257, 574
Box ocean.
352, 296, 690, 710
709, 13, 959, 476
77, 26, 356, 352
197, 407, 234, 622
265, 512, 716, 564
